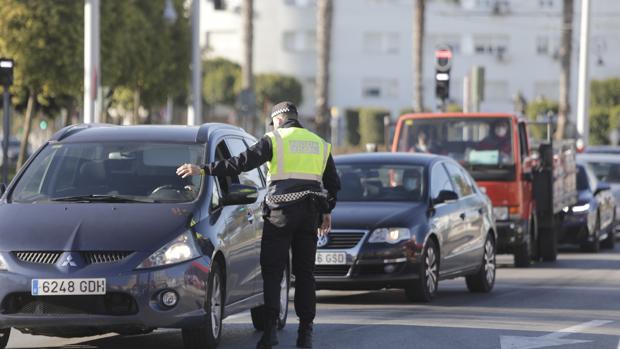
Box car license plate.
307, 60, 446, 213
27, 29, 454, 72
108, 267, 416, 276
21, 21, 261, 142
31, 278, 106, 296
315, 252, 346, 265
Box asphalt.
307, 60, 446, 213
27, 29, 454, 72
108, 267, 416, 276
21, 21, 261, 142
6, 244, 620, 349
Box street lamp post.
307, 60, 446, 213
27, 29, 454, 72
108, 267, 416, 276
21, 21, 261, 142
188, 0, 201, 126
0, 58, 14, 185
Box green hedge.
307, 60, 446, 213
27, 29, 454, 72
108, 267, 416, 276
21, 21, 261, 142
344, 109, 360, 146
359, 108, 389, 146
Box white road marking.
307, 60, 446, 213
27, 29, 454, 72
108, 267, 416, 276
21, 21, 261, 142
499, 320, 613, 349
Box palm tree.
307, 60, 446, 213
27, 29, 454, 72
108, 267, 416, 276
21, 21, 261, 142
412, 0, 426, 113
315, 0, 333, 139
241, 0, 255, 133
556, 0, 574, 140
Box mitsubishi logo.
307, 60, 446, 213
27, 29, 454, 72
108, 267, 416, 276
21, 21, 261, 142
317, 234, 329, 248
61, 255, 77, 267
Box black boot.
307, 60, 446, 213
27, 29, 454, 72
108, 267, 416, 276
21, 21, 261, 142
256, 312, 279, 349
296, 322, 313, 348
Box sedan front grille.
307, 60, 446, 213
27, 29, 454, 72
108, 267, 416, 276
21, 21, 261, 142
14, 252, 62, 265
314, 265, 350, 277
81, 251, 132, 265
320, 232, 365, 250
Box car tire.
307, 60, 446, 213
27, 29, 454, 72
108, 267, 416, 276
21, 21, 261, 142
0, 328, 10, 349
581, 214, 601, 253
251, 264, 290, 331
182, 259, 224, 349
466, 234, 496, 293
405, 239, 439, 303
539, 227, 558, 262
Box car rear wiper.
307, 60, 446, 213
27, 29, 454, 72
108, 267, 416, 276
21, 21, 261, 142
50, 195, 156, 203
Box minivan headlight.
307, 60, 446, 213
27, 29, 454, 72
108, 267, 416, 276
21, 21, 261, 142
0, 254, 7, 271
369, 228, 411, 244
137, 231, 200, 269
571, 203, 590, 213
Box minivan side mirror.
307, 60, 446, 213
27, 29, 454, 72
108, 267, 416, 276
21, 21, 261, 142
432, 190, 459, 206
595, 181, 610, 195
0, 183, 5, 197
222, 184, 259, 206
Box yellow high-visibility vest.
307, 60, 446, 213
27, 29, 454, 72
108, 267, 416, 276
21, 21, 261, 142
265, 127, 331, 183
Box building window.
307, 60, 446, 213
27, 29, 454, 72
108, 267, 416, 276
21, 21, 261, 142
283, 31, 316, 52
284, 0, 315, 6
362, 32, 400, 54
362, 79, 398, 99
536, 36, 549, 55
473, 35, 509, 60
539, 0, 554, 8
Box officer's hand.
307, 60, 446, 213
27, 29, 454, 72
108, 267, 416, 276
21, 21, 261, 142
176, 164, 202, 178
319, 214, 331, 236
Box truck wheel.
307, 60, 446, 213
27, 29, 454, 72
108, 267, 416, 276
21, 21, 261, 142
513, 241, 531, 268
182, 259, 224, 349
251, 264, 290, 331
0, 328, 10, 349
405, 239, 439, 302
539, 227, 558, 262
466, 235, 496, 293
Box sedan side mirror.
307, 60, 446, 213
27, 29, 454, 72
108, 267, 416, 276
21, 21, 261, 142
0, 183, 5, 197
595, 182, 611, 195
222, 184, 259, 206
432, 190, 459, 206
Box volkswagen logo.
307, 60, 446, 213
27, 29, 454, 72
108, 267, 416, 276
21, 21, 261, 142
317, 234, 329, 248
61, 255, 77, 268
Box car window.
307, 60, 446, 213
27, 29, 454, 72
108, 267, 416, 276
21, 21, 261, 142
11, 142, 204, 203
430, 163, 454, 199
210, 178, 222, 211
445, 162, 473, 197
226, 137, 264, 188
243, 137, 267, 185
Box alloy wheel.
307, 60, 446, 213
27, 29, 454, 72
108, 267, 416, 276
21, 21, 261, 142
426, 247, 438, 294
484, 239, 496, 285
210, 273, 222, 338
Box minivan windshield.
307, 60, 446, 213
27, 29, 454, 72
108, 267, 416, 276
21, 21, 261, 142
337, 164, 425, 202
10, 142, 205, 203
397, 117, 515, 181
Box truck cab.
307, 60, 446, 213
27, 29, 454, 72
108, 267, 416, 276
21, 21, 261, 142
392, 113, 577, 267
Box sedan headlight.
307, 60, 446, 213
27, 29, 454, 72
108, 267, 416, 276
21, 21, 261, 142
369, 228, 411, 244
571, 203, 591, 213
0, 254, 7, 271
137, 231, 200, 269
493, 207, 509, 220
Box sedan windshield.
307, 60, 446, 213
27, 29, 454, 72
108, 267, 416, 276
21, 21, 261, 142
337, 164, 425, 202
10, 142, 205, 203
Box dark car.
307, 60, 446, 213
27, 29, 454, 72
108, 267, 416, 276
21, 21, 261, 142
559, 162, 616, 252
577, 153, 620, 239
0, 123, 289, 349
316, 153, 496, 302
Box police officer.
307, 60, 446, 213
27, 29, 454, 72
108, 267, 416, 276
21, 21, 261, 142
176, 101, 340, 349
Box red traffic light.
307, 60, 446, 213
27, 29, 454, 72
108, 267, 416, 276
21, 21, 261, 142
435, 50, 453, 59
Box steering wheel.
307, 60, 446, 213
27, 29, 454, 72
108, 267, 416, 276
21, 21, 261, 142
150, 185, 180, 195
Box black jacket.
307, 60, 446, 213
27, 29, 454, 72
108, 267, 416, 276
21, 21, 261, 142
202, 119, 341, 213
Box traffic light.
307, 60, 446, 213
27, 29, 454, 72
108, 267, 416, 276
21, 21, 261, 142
434, 47, 452, 102
0, 58, 13, 87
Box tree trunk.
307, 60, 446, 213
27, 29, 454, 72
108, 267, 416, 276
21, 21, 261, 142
241, 0, 255, 134
413, 0, 426, 112
315, 0, 333, 139
556, 0, 573, 140
17, 91, 36, 169
132, 88, 141, 125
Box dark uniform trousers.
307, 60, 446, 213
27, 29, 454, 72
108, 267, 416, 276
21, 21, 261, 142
260, 197, 321, 323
